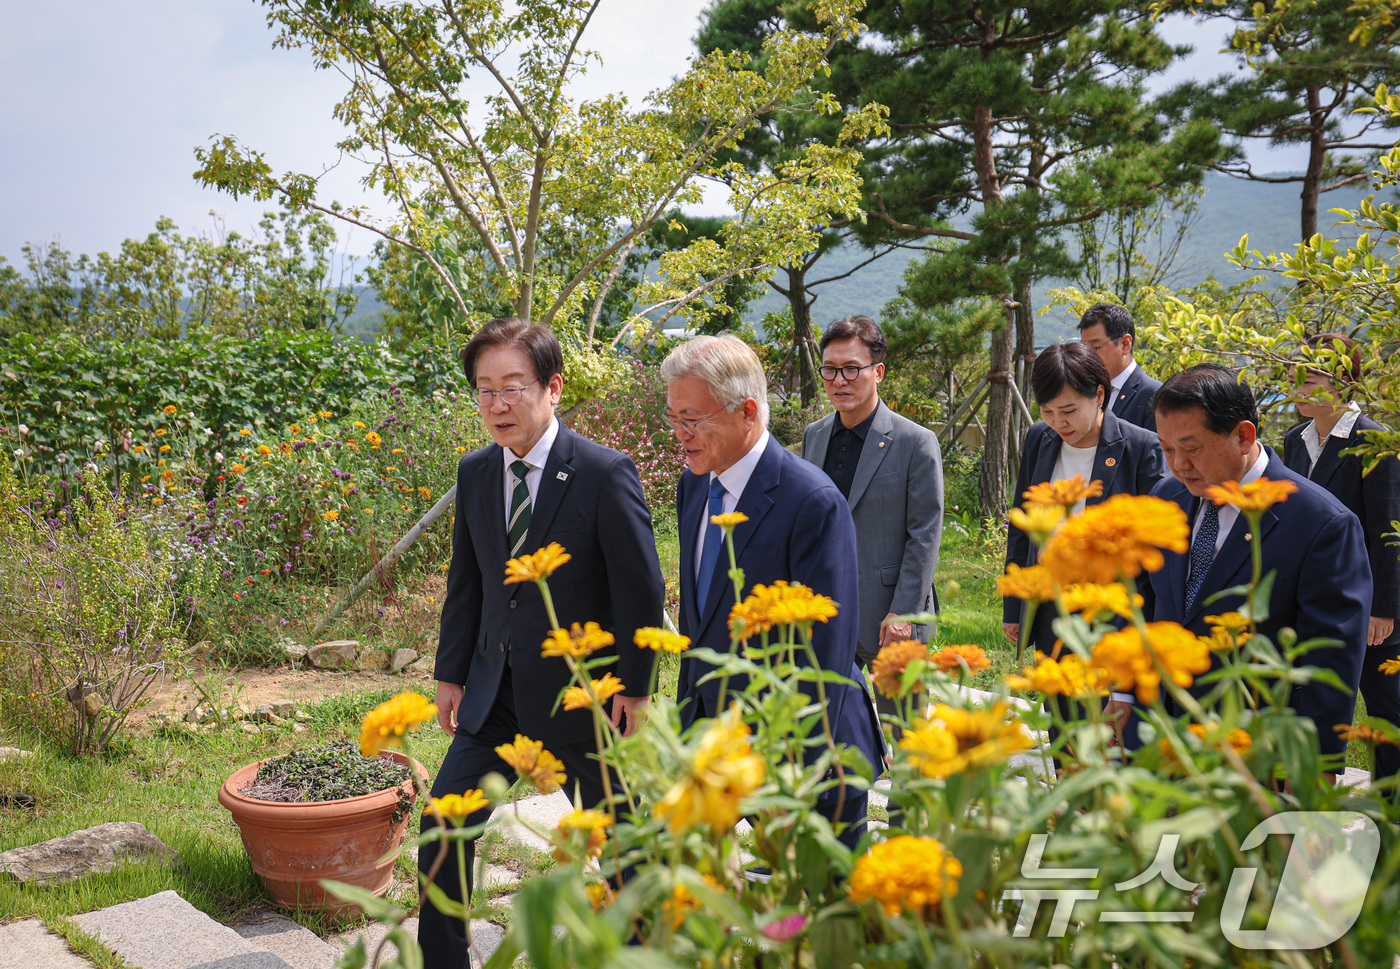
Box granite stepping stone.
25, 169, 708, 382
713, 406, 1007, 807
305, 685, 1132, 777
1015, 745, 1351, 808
0, 918, 94, 969
74, 891, 294, 969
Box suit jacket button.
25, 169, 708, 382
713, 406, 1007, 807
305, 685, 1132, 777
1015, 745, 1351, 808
499, 643, 506, 652
509, 599, 518, 609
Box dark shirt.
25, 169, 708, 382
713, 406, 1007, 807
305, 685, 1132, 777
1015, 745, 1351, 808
823, 407, 877, 498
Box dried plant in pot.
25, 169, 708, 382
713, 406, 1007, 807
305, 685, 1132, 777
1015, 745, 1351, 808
218, 740, 429, 916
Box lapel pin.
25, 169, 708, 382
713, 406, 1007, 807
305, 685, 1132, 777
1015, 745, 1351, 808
1244, 532, 1252, 542
1104, 457, 1116, 467
556, 471, 569, 481
878, 442, 885, 448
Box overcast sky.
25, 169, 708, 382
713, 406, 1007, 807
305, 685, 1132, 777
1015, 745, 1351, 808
0, 2, 1293, 267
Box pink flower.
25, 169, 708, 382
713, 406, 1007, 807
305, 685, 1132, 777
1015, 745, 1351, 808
758, 914, 807, 943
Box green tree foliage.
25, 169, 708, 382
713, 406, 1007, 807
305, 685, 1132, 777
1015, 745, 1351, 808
193, 0, 885, 348
806, 1, 1220, 519
1159, 0, 1400, 241
0, 208, 357, 341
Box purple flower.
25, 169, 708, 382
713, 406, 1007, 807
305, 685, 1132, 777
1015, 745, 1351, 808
759, 915, 807, 943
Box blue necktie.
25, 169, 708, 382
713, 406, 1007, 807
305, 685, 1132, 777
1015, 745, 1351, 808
695, 475, 727, 609
1184, 501, 1220, 615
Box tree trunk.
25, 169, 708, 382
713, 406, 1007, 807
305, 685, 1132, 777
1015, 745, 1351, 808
780, 263, 820, 405
1302, 85, 1324, 242
1014, 272, 1037, 434
978, 318, 1015, 520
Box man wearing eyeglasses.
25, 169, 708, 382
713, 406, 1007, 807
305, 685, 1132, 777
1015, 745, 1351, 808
801, 314, 944, 720
1077, 302, 1162, 432
420, 317, 665, 969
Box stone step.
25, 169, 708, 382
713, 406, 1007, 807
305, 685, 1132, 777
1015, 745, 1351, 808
330, 915, 505, 968
73, 890, 295, 969
234, 914, 340, 969
0, 918, 95, 969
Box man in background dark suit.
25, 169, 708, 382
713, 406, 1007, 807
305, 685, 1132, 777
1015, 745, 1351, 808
661, 334, 883, 848
422, 317, 665, 968
802, 314, 943, 720
1149, 363, 1370, 770
1078, 302, 1162, 432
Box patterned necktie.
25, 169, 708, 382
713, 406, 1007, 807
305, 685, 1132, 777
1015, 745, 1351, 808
507, 460, 532, 559
1183, 500, 1220, 615
694, 475, 728, 609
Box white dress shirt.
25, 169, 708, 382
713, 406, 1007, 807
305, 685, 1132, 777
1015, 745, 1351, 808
1110, 359, 1138, 409
1192, 446, 1270, 556
502, 417, 560, 520
1299, 402, 1362, 473
1051, 442, 1098, 516
694, 430, 770, 576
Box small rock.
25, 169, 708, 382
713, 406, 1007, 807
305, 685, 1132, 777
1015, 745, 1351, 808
309, 640, 359, 669
355, 649, 390, 672
239, 722, 261, 735
190, 640, 213, 658
0, 822, 179, 884
292, 723, 307, 734
0, 747, 34, 761
391, 648, 419, 673
82, 693, 102, 717
251, 705, 276, 724
406, 656, 436, 676
284, 643, 309, 664
294, 710, 312, 723
269, 698, 296, 718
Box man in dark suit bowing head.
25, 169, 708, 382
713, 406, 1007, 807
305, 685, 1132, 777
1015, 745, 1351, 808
1078, 302, 1162, 432
660, 334, 882, 849
421, 317, 665, 968
1148, 363, 1370, 773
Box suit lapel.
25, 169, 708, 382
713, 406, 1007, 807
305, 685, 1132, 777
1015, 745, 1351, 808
678, 473, 706, 632
1031, 430, 1061, 494
698, 439, 779, 634
1112, 367, 1143, 418
805, 414, 833, 467
847, 403, 894, 511
1189, 506, 1280, 624
524, 428, 575, 552
1158, 490, 1194, 620
480, 447, 509, 568
1308, 433, 1347, 488
1090, 409, 1125, 500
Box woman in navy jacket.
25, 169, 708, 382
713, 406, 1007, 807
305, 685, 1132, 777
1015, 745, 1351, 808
1002, 341, 1165, 747
1284, 332, 1400, 782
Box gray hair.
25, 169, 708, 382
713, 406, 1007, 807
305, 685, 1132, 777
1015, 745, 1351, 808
659, 334, 770, 427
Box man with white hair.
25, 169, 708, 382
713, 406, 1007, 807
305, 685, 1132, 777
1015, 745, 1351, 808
661, 334, 883, 848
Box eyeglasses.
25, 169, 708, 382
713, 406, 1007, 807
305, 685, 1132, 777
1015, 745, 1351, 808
475, 380, 538, 409
663, 406, 726, 436
819, 363, 877, 381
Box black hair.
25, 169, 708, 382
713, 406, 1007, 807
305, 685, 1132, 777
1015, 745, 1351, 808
819, 314, 887, 364
460, 317, 564, 388
1152, 363, 1260, 434
1031, 341, 1112, 409
1077, 302, 1136, 344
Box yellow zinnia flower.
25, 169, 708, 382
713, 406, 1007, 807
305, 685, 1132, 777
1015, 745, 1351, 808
1041, 494, 1189, 585
871, 640, 933, 697
541, 622, 615, 659
655, 704, 766, 834
728, 581, 838, 638
494, 734, 567, 793
429, 790, 490, 825
364, 430, 381, 447
230, 463, 247, 474
1023, 475, 1103, 509
359, 691, 438, 756
159, 444, 171, 453
1090, 621, 1211, 705
586, 881, 613, 911
634, 627, 691, 653
155, 428, 168, 437
899, 703, 1032, 778
1380, 658, 1400, 676
1203, 477, 1298, 515
1008, 503, 1066, 545
1061, 582, 1142, 621
278, 442, 293, 456
929, 643, 991, 675
1005, 651, 1108, 698
1161, 723, 1254, 773
660, 875, 725, 928
323, 510, 340, 522
133, 445, 146, 453
847, 835, 961, 918
354, 420, 366, 428
710, 511, 749, 530
1336, 723, 1398, 746
504, 542, 572, 585
319, 410, 333, 419
997, 563, 1056, 601
550, 808, 613, 863
238, 428, 252, 436
562, 673, 627, 711
257, 444, 272, 456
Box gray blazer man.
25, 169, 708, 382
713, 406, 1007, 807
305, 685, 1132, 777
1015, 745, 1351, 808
802, 314, 944, 717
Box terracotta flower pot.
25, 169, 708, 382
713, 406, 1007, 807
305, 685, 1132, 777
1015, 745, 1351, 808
218, 751, 429, 916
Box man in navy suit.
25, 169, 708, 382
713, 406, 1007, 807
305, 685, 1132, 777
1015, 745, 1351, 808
660, 334, 882, 847
1148, 364, 1370, 769
422, 318, 665, 968
1078, 302, 1162, 432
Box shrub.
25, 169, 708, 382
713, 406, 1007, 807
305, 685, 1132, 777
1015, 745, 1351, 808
0, 461, 198, 754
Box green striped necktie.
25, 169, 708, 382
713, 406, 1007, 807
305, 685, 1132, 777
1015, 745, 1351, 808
508, 460, 532, 558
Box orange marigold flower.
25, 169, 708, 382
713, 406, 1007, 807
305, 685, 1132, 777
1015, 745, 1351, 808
634, 627, 691, 653
551, 808, 613, 863
495, 735, 567, 793
364, 430, 381, 447
871, 640, 933, 697
323, 509, 340, 522
929, 643, 991, 675
1041, 494, 1190, 585
1023, 475, 1103, 509
1203, 477, 1298, 514
1061, 582, 1142, 621
562, 673, 627, 711
541, 622, 615, 659
1090, 621, 1211, 705
1336, 723, 1398, 746
277, 442, 293, 456
162, 404, 177, 415
133, 445, 146, 453
230, 463, 247, 474
1005, 651, 1109, 698
154, 428, 167, 437
504, 542, 572, 585
257, 444, 272, 456
997, 563, 1056, 601
847, 836, 961, 918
